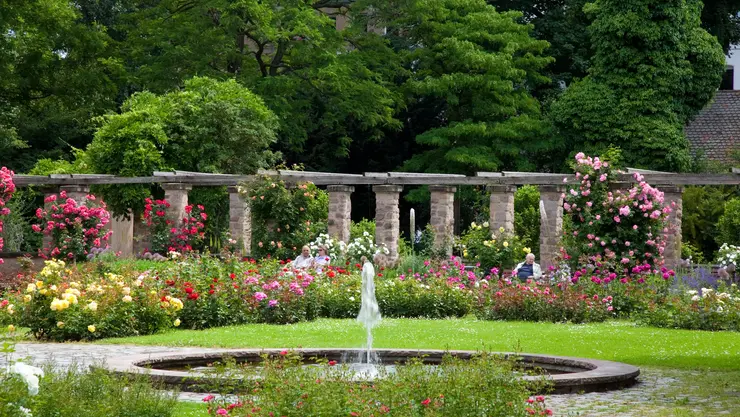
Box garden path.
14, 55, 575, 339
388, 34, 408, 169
2, 343, 735, 416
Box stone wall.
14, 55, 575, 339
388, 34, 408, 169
373, 185, 402, 262
429, 185, 455, 255
327, 185, 353, 243
661, 186, 684, 269
489, 185, 516, 233
539, 185, 564, 270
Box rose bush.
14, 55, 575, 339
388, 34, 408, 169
143, 198, 208, 255
242, 176, 328, 260
635, 284, 740, 331
561, 152, 673, 282
0, 167, 16, 263
34, 192, 111, 262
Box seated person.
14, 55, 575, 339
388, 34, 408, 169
313, 245, 331, 273
292, 245, 313, 269
513, 253, 542, 280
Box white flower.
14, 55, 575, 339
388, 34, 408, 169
349, 296, 355, 301
686, 290, 697, 295
10, 362, 44, 395
691, 295, 701, 301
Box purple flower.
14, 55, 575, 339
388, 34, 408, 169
268, 299, 279, 307
254, 292, 267, 301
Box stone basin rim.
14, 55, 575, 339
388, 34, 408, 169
100, 348, 640, 394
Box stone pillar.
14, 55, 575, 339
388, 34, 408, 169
373, 185, 403, 262
161, 183, 192, 224
327, 185, 354, 243
108, 211, 133, 257
133, 217, 150, 257
228, 186, 252, 255
538, 185, 564, 271
59, 185, 90, 204
429, 185, 456, 256
660, 186, 684, 268
489, 185, 516, 233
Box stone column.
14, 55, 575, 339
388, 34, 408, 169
59, 185, 91, 204
538, 185, 564, 270
109, 212, 133, 257
489, 185, 516, 233
660, 186, 684, 269
373, 185, 403, 262
228, 186, 252, 255
132, 217, 151, 257
327, 185, 354, 243
161, 183, 192, 224
429, 185, 456, 256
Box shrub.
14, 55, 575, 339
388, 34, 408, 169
16, 260, 177, 341
634, 284, 740, 331
242, 176, 328, 259
203, 352, 552, 417
562, 152, 672, 279
457, 222, 528, 271
0, 355, 178, 417
716, 198, 740, 247
474, 279, 614, 323
682, 186, 735, 259
34, 192, 111, 262
345, 232, 390, 263
143, 198, 208, 255
350, 218, 375, 240
308, 233, 344, 263
716, 243, 740, 269
681, 242, 706, 264
0, 167, 16, 262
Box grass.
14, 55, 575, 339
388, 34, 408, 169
97, 318, 740, 370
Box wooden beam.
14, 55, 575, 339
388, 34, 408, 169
625, 167, 674, 174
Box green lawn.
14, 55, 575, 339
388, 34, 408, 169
98, 318, 740, 370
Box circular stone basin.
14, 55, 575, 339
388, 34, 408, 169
101, 348, 639, 394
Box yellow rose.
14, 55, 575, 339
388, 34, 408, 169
7, 325, 15, 332
35, 281, 44, 289
39, 289, 48, 295
503, 241, 509, 248
122, 287, 131, 295
88, 325, 96, 333
173, 319, 181, 327
26, 284, 36, 293
57, 321, 65, 328
87, 301, 98, 311
23, 295, 32, 302
149, 290, 157, 295
122, 295, 133, 303
50, 285, 57, 291
523, 247, 531, 254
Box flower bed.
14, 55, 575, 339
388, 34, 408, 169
202, 351, 552, 417
473, 279, 614, 323
635, 284, 740, 331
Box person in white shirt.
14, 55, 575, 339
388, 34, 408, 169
313, 246, 331, 273
292, 245, 313, 269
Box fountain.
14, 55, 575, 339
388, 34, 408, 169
357, 256, 381, 364
101, 258, 641, 394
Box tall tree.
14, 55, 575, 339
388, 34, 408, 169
550, 0, 725, 172
361, 0, 554, 175
0, 0, 122, 172
116, 0, 401, 172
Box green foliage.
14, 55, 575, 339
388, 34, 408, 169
118, 0, 401, 171
514, 185, 541, 257
380, 0, 554, 174
83, 76, 278, 216
474, 280, 613, 323
350, 219, 376, 240
681, 242, 707, 264
551, 0, 725, 172
716, 197, 740, 247
457, 222, 528, 271
204, 352, 547, 417
242, 177, 328, 259
635, 284, 740, 331
0, 0, 122, 172
13, 367, 178, 417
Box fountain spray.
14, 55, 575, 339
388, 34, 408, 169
357, 256, 381, 364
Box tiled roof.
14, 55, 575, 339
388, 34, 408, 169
685, 90, 740, 164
